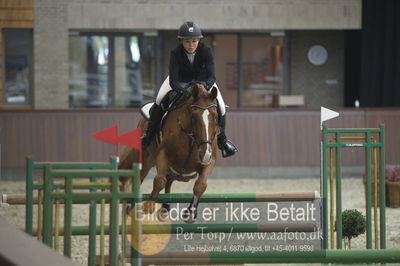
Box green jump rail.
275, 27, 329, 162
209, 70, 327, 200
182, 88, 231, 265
5, 191, 318, 205
139, 250, 400, 264
142, 191, 318, 203
30, 222, 318, 236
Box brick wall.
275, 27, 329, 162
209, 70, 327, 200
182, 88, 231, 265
33, 0, 68, 109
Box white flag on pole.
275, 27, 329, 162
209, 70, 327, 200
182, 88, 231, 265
320, 107, 339, 129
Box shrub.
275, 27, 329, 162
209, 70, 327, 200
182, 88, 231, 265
342, 209, 365, 249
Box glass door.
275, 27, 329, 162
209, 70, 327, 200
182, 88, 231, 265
114, 35, 158, 107
69, 35, 109, 107
69, 33, 158, 108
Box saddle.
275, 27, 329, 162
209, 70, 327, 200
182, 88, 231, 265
139, 90, 186, 130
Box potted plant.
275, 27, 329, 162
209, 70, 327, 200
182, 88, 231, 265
342, 209, 366, 249
385, 167, 400, 208
363, 166, 400, 208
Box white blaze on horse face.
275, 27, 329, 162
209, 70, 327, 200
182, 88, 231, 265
200, 109, 212, 164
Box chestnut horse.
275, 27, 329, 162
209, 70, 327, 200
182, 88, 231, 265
119, 83, 219, 222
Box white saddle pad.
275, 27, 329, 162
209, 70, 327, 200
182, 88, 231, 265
140, 102, 154, 120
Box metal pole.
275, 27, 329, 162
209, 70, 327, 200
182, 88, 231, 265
322, 125, 328, 249
64, 174, 73, 258
379, 124, 386, 249
43, 165, 53, 247
25, 157, 34, 235
100, 198, 105, 266
109, 172, 120, 266
366, 132, 372, 249
329, 146, 334, 249
335, 132, 342, 249
132, 163, 142, 266
121, 200, 127, 266
88, 176, 98, 266
373, 146, 378, 249
54, 191, 60, 252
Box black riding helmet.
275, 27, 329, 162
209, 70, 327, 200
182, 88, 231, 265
177, 22, 203, 39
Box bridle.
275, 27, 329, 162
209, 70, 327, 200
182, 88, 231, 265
172, 88, 218, 173
177, 103, 218, 147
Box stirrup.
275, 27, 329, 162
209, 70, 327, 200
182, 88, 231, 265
221, 140, 238, 158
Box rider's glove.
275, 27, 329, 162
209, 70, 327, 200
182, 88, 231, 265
199, 81, 209, 90
178, 88, 191, 98
192, 80, 209, 90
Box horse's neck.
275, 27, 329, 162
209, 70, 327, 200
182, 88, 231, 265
173, 101, 190, 120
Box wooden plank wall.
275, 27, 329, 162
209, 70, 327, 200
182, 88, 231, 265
1, 109, 399, 168
0, 0, 34, 107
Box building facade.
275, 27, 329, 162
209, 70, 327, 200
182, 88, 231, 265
1, 0, 361, 110
9, 0, 400, 175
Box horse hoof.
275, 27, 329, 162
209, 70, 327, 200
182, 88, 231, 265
125, 203, 133, 215
162, 203, 171, 212
157, 207, 169, 221
184, 216, 196, 224
181, 209, 196, 223
143, 200, 156, 214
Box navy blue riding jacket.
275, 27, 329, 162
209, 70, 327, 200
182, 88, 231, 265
169, 42, 216, 93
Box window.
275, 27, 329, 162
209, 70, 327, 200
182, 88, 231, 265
3, 29, 33, 105
114, 35, 158, 107
69, 33, 158, 108
69, 35, 109, 107
203, 33, 285, 108
240, 35, 284, 107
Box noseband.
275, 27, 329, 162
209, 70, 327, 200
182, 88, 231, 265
177, 103, 218, 147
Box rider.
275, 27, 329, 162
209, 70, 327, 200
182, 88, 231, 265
141, 21, 237, 158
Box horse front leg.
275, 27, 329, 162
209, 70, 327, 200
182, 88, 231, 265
183, 163, 214, 223
162, 177, 174, 212
156, 176, 173, 220
143, 150, 168, 214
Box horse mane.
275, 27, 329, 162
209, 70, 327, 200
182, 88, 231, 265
171, 83, 210, 111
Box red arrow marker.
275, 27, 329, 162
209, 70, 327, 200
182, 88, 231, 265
118, 128, 142, 163
92, 125, 142, 163
92, 125, 119, 145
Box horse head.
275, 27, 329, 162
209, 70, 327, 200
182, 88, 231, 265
186, 83, 219, 165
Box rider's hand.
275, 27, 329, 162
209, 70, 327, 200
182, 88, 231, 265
179, 89, 191, 98
190, 80, 208, 90
199, 81, 209, 90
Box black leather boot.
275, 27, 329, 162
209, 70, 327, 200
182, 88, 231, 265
142, 104, 164, 148
217, 115, 238, 157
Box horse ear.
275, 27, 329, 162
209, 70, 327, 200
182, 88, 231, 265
191, 84, 201, 100
209, 86, 218, 100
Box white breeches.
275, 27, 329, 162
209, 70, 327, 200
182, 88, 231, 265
155, 76, 226, 116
